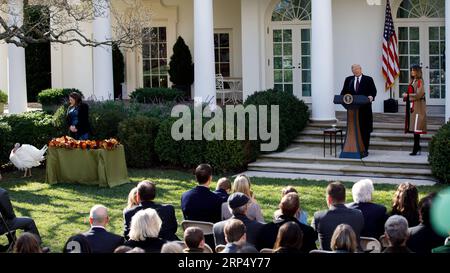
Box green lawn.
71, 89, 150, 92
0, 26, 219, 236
0, 168, 447, 252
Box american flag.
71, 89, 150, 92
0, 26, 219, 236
382, 0, 400, 90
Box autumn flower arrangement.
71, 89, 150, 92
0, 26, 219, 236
49, 136, 120, 150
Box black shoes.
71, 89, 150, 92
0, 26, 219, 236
410, 147, 422, 156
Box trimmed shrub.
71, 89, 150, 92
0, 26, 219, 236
118, 116, 160, 168
0, 111, 56, 165
244, 89, 309, 152
428, 121, 450, 183
38, 88, 83, 113
130, 88, 184, 104
0, 122, 12, 165
169, 36, 194, 99
0, 90, 7, 103
88, 101, 130, 139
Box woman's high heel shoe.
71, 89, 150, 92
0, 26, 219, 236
410, 147, 421, 156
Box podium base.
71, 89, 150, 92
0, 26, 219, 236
340, 151, 367, 159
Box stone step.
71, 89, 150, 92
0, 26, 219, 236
307, 122, 442, 134
336, 111, 445, 126
247, 161, 434, 180
300, 129, 434, 142
292, 138, 429, 152
257, 151, 431, 170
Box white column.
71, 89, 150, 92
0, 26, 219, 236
194, 0, 216, 106
93, 0, 114, 101
311, 0, 335, 122
7, 0, 27, 114
446, 0, 450, 122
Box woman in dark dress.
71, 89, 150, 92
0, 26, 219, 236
66, 92, 91, 140
273, 222, 303, 254
391, 182, 420, 227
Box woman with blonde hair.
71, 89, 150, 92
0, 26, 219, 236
330, 224, 358, 253
124, 208, 166, 253
125, 187, 139, 210
221, 175, 264, 223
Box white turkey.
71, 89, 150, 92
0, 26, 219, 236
9, 143, 48, 177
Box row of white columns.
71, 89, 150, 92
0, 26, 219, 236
2, 0, 113, 114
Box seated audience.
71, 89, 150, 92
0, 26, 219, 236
63, 234, 92, 253
161, 242, 184, 253
124, 187, 139, 212
213, 193, 263, 247
312, 182, 364, 251
407, 193, 447, 253
347, 179, 388, 239
390, 182, 420, 227
221, 175, 264, 223
330, 224, 358, 253
221, 219, 247, 253
125, 208, 166, 253
181, 164, 223, 223
383, 215, 413, 253
0, 187, 42, 245
13, 232, 42, 253
273, 222, 303, 254
127, 247, 145, 253
237, 245, 259, 253
214, 177, 231, 203
83, 205, 124, 253
183, 227, 206, 253
124, 180, 178, 241
114, 246, 132, 253
257, 193, 317, 253
274, 186, 309, 225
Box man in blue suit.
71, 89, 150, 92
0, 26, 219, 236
181, 164, 222, 223
123, 181, 179, 241
83, 205, 124, 253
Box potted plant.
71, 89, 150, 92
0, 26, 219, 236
0, 90, 7, 114
168, 36, 194, 100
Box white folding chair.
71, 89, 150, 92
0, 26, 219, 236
309, 250, 333, 253
215, 244, 226, 253
216, 74, 233, 105
360, 237, 382, 253
181, 220, 214, 235
260, 248, 274, 253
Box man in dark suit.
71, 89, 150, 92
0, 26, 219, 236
124, 181, 178, 241
341, 64, 377, 156
181, 164, 223, 223
257, 192, 317, 253
347, 179, 388, 239
0, 187, 41, 245
213, 193, 263, 248
84, 205, 124, 253
312, 182, 364, 251
407, 193, 447, 253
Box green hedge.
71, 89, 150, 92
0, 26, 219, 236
0, 90, 7, 103
130, 88, 185, 104
37, 88, 83, 112
0, 111, 56, 165
0, 122, 12, 164
118, 116, 160, 168
428, 121, 450, 183
244, 89, 309, 152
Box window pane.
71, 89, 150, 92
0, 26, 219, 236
220, 34, 229, 47
302, 57, 311, 69
151, 76, 160, 88
274, 84, 283, 91
283, 57, 293, 69
410, 27, 419, 40
302, 84, 311, 97
430, 70, 441, 84
274, 43, 282, 56
151, 43, 158, 58
273, 30, 282, 42
159, 43, 167, 58
301, 29, 311, 41
429, 41, 440, 55
430, 56, 440, 69
283, 30, 292, 42
430, 85, 440, 98
274, 57, 282, 69
159, 28, 166, 42
398, 27, 408, 40
410, 56, 420, 66
274, 70, 283, 83
400, 56, 409, 69
143, 45, 150, 58
220, 48, 230, 63
283, 43, 292, 55
220, 64, 230, 77
301, 43, 310, 55
410, 42, 419, 55
214, 34, 219, 47
302, 70, 311, 83
440, 26, 445, 40
400, 70, 409, 83
143, 60, 150, 74
144, 76, 151, 88
284, 84, 293, 94
399, 42, 409, 54
429, 27, 439, 40
215, 49, 219, 62
284, 70, 293, 82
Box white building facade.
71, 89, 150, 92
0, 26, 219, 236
1, 0, 449, 121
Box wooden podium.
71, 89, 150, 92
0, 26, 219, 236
334, 95, 370, 159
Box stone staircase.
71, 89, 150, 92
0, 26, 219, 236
246, 112, 445, 185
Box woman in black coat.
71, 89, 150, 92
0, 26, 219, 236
66, 92, 91, 140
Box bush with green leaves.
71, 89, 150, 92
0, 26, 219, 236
130, 88, 184, 104
244, 89, 309, 152
428, 121, 450, 183
0, 90, 7, 103
118, 116, 160, 168
0, 122, 12, 164
38, 88, 83, 112
0, 111, 56, 165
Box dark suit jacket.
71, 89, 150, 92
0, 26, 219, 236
124, 237, 166, 253
341, 75, 377, 132
0, 188, 15, 234
312, 204, 365, 251
213, 189, 229, 203
383, 246, 413, 253
66, 103, 91, 136
181, 186, 223, 223
407, 223, 447, 253
256, 215, 317, 253
347, 202, 387, 239
213, 214, 264, 248
123, 201, 178, 241
83, 227, 124, 253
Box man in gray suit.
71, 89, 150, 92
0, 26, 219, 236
312, 182, 364, 251
213, 193, 263, 248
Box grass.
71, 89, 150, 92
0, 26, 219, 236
0, 168, 447, 252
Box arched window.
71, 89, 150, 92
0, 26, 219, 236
397, 0, 444, 19
271, 0, 311, 22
